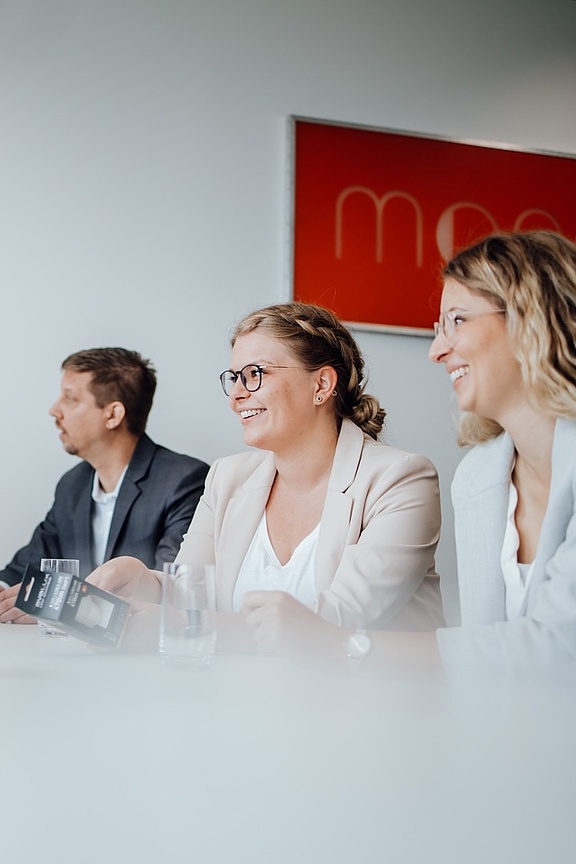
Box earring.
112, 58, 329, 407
316, 395, 323, 403
332, 390, 337, 397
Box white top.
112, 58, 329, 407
91, 467, 128, 567
501, 480, 535, 621
232, 513, 319, 612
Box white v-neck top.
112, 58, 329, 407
232, 513, 319, 612
501, 480, 535, 621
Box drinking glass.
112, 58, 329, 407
159, 563, 216, 668
38, 558, 80, 637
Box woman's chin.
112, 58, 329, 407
242, 428, 265, 450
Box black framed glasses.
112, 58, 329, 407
433, 310, 506, 346
219, 364, 303, 396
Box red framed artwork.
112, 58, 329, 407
290, 117, 576, 334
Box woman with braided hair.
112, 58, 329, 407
89, 301, 443, 650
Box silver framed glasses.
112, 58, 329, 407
219, 364, 303, 396
433, 310, 506, 345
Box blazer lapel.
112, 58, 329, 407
454, 433, 514, 625
73, 479, 95, 576
315, 420, 363, 593
527, 419, 575, 610
104, 435, 154, 561
104, 479, 140, 561
217, 452, 277, 608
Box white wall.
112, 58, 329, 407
1, 0, 575, 624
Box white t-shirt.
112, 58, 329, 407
501, 479, 535, 621
232, 512, 319, 612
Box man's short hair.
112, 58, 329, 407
61, 348, 157, 437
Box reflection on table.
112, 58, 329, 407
2, 625, 576, 864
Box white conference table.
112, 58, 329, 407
2, 624, 576, 864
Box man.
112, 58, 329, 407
0, 347, 209, 623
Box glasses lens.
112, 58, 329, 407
443, 313, 456, 344
435, 313, 452, 344
220, 371, 236, 396
242, 365, 263, 392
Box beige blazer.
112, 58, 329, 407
177, 419, 444, 630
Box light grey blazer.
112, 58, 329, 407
438, 419, 576, 671
177, 419, 444, 631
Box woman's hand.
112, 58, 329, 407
86, 556, 162, 603
243, 590, 344, 667
0, 584, 37, 624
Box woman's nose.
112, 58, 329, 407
229, 377, 248, 400
428, 331, 449, 364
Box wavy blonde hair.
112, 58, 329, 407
231, 301, 386, 439
442, 230, 576, 446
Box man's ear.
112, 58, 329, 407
104, 401, 126, 430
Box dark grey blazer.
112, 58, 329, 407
0, 434, 209, 586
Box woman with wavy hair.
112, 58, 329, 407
242, 232, 576, 674
428, 229, 576, 671
90, 301, 443, 646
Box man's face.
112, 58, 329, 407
49, 370, 110, 460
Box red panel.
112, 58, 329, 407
292, 119, 576, 331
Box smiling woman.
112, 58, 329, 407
88, 302, 444, 651
203, 303, 442, 628
418, 231, 576, 671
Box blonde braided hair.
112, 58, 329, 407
230, 302, 386, 439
